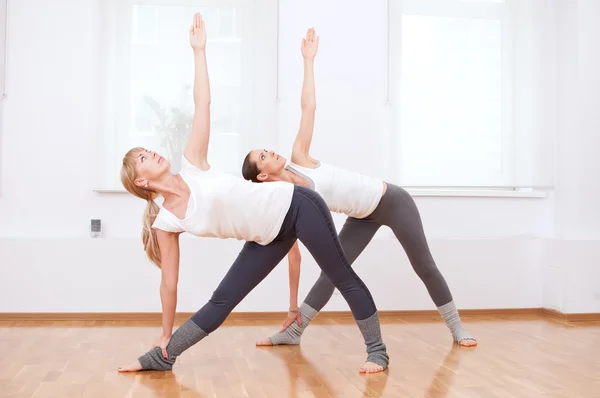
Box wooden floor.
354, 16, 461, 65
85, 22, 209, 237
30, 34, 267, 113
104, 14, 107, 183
1, 314, 599, 397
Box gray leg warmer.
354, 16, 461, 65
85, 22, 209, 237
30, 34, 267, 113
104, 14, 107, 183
268, 303, 318, 346
138, 318, 207, 370
356, 312, 389, 369
438, 301, 476, 344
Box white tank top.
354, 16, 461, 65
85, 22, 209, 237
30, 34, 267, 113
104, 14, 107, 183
286, 161, 384, 219
152, 155, 294, 245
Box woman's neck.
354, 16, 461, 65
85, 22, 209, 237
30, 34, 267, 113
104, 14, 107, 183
280, 169, 310, 188
153, 173, 189, 200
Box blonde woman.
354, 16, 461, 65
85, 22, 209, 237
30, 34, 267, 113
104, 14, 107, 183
117, 14, 389, 374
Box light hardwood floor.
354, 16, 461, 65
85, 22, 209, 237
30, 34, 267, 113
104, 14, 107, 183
1, 314, 599, 397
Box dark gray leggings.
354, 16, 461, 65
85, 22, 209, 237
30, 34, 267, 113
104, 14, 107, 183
191, 185, 378, 333
304, 183, 453, 311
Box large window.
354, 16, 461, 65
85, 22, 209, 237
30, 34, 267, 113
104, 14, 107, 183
100, 0, 274, 189
390, 0, 554, 188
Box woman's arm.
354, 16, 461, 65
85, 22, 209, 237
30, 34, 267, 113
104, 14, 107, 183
280, 242, 303, 331
291, 28, 319, 168
155, 229, 181, 357
184, 13, 211, 171
288, 241, 301, 311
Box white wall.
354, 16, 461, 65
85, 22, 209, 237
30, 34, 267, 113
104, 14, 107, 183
544, 0, 600, 314
2, 0, 598, 314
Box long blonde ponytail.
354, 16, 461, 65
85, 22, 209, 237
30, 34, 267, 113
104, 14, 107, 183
121, 147, 162, 268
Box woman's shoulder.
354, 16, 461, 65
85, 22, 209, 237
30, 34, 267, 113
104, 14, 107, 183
152, 204, 185, 232
289, 157, 321, 170
181, 154, 210, 173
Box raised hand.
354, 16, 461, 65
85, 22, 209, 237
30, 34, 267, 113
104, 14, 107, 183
189, 12, 207, 52
301, 28, 319, 60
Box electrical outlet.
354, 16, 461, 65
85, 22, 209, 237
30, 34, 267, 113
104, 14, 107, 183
594, 292, 600, 301
90, 219, 102, 238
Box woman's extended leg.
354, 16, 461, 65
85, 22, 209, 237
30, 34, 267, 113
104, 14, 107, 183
264, 216, 379, 346
125, 238, 295, 371
304, 217, 381, 312
376, 184, 476, 346
289, 186, 389, 373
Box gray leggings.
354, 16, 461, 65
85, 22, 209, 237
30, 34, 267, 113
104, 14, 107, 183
304, 183, 453, 310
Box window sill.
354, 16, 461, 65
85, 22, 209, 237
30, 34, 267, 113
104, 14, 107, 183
405, 189, 547, 198
94, 188, 547, 198
94, 189, 130, 194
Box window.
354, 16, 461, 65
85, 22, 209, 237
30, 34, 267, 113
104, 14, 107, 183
100, 0, 274, 190
390, 0, 554, 188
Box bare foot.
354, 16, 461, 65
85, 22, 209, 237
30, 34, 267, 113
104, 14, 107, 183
118, 360, 143, 372
255, 338, 273, 346
359, 361, 384, 374
458, 338, 477, 347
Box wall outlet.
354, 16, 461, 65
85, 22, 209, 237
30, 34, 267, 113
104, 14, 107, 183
90, 219, 102, 238
595, 292, 600, 301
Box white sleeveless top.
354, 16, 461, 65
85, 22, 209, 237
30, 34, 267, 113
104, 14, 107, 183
152, 155, 294, 245
286, 161, 384, 219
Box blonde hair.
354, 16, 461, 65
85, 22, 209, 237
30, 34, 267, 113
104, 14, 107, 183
121, 147, 162, 268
